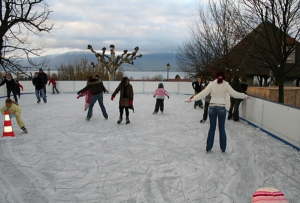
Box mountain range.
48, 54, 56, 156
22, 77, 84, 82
22, 51, 179, 72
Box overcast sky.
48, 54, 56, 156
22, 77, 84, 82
39, 0, 200, 56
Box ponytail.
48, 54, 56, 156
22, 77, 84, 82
214, 71, 226, 84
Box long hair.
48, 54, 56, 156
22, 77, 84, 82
120, 77, 129, 86
214, 71, 225, 84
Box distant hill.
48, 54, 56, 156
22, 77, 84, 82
20, 51, 179, 72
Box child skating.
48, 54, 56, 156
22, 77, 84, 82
15, 80, 23, 99
77, 89, 93, 116
153, 83, 169, 114
0, 98, 27, 133
48, 74, 60, 94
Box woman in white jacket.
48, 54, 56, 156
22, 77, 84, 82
188, 71, 250, 153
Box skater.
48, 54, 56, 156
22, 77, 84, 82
15, 80, 23, 99
200, 93, 211, 123
187, 71, 250, 153
153, 83, 169, 114
192, 77, 204, 109
0, 73, 18, 103
77, 76, 93, 115
77, 76, 108, 121
39, 68, 48, 96
48, 74, 59, 94
0, 98, 27, 133
227, 75, 244, 121
200, 78, 214, 123
111, 77, 134, 124
32, 72, 47, 103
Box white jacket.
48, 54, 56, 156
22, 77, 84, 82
191, 79, 247, 104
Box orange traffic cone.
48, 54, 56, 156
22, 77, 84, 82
3, 109, 15, 137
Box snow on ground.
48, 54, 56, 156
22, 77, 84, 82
0, 93, 299, 203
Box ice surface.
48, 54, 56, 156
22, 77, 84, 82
0, 93, 299, 203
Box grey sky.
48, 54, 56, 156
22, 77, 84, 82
39, 0, 199, 55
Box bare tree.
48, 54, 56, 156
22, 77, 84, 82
232, 0, 300, 103
88, 44, 142, 81
177, 0, 248, 81
0, 0, 54, 76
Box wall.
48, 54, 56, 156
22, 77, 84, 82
1, 81, 299, 151
247, 87, 300, 107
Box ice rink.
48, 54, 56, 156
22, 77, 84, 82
0, 93, 299, 203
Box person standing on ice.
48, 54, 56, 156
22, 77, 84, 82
0, 73, 18, 103
187, 71, 250, 153
153, 83, 169, 114
77, 76, 93, 115
0, 98, 27, 133
48, 74, 59, 94
111, 77, 134, 124
32, 72, 47, 103
77, 76, 108, 121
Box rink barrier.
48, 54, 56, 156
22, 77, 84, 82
0, 81, 299, 151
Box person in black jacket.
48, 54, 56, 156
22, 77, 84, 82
77, 76, 108, 121
227, 75, 244, 121
32, 72, 47, 103
0, 73, 18, 103
39, 68, 48, 96
192, 77, 203, 109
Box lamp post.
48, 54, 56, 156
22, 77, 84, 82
166, 63, 170, 81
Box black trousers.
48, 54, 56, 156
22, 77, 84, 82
228, 97, 243, 121
7, 89, 18, 102
154, 99, 164, 112
119, 106, 129, 118
202, 101, 210, 120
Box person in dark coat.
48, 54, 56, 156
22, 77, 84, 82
192, 77, 203, 109
39, 68, 48, 96
111, 77, 134, 124
77, 76, 108, 121
227, 75, 244, 121
32, 72, 47, 103
0, 73, 18, 103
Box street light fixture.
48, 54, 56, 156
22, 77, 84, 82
166, 63, 170, 81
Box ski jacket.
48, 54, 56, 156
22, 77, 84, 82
32, 76, 45, 90
77, 79, 107, 95
192, 81, 203, 93
0, 77, 16, 91
48, 78, 57, 85
1, 103, 21, 116
153, 88, 169, 99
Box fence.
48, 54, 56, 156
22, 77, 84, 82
1, 81, 299, 151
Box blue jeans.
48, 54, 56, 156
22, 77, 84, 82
87, 94, 108, 119
207, 106, 227, 151
194, 91, 203, 108
35, 89, 46, 102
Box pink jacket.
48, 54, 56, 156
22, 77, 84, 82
77, 89, 92, 104
153, 88, 169, 99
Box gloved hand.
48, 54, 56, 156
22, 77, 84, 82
111, 96, 114, 101
106, 90, 109, 94
77, 96, 80, 99
168, 96, 169, 99
129, 100, 133, 105
10, 114, 15, 119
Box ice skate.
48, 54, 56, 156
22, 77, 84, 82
117, 116, 122, 124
